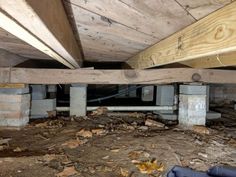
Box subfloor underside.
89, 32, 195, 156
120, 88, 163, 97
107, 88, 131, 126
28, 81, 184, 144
0, 107, 236, 177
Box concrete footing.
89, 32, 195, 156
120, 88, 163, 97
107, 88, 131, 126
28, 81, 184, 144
70, 84, 87, 117
30, 99, 56, 118
206, 111, 221, 120
154, 85, 177, 120
179, 84, 207, 127
0, 86, 30, 127
30, 85, 56, 118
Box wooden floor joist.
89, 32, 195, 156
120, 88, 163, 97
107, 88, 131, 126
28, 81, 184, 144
1, 68, 236, 84
0, 49, 28, 67
0, 0, 82, 68
126, 2, 236, 69
181, 52, 236, 68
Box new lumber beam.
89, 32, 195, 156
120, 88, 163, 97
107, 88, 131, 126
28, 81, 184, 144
126, 2, 236, 69
1, 68, 236, 84
180, 52, 236, 68
0, 0, 82, 69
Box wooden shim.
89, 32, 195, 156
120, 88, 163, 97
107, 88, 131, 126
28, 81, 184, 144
0, 0, 82, 68
1, 68, 236, 84
126, 2, 236, 69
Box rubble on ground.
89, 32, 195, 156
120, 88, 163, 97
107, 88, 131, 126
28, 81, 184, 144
0, 109, 235, 177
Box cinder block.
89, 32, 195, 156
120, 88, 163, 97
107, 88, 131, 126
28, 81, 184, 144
0, 87, 29, 95
0, 117, 29, 127
30, 99, 56, 118
70, 86, 87, 116
156, 85, 174, 106
179, 94, 206, 126
180, 85, 207, 95
31, 85, 46, 100
159, 113, 177, 121
0, 93, 30, 127
48, 85, 57, 92
0, 94, 30, 103
142, 86, 154, 101
0, 109, 30, 119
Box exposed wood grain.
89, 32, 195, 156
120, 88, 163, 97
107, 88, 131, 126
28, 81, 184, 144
177, 0, 232, 19
66, 0, 195, 62
69, 0, 195, 38
0, 28, 52, 60
0, 0, 82, 68
126, 2, 236, 69
0, 84, 26, 88
66, 2, 158, 61
180, 52, 236, 68
0, 49, 28, 67
1, 68, 236, 84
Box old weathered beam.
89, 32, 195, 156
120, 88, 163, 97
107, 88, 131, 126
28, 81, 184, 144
0, 68, 236, 84
0, 0, 82, 68
0, 49, 28, 67
126, 2, 236, 69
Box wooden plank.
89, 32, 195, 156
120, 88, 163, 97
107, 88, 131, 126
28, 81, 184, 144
177, 0, 232, 20
0, 28, 52, 60
126, 2, 236, 69
181, 52, 236, 68
65, 2, 157, 61
0, 0, 82, 68
1, 67, 236, 84
0, 49, 28, 67
69, 0, 195, 38
0, 84, 26, 89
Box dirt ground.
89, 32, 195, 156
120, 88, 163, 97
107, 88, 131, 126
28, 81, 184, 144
0, 108, 236, 177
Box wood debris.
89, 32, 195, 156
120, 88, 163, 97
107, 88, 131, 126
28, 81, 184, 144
91, 128, 106, 136
145, 119, 165, 128
76, 129, 93, 138
91, 107, 108, 116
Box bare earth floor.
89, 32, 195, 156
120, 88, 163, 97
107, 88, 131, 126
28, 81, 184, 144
0, 110, 236, 177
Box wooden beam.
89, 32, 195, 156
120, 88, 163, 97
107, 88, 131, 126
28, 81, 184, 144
0, 84, 26, 88
180, 52, 236, 68
126, 2, 236, 69
0, 0, 82, 68
0, 49, 28, 67
1, 68, 236, 84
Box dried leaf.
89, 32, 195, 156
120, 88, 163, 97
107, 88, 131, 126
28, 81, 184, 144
192, 125, 210, 135
134, 160, 164, 174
